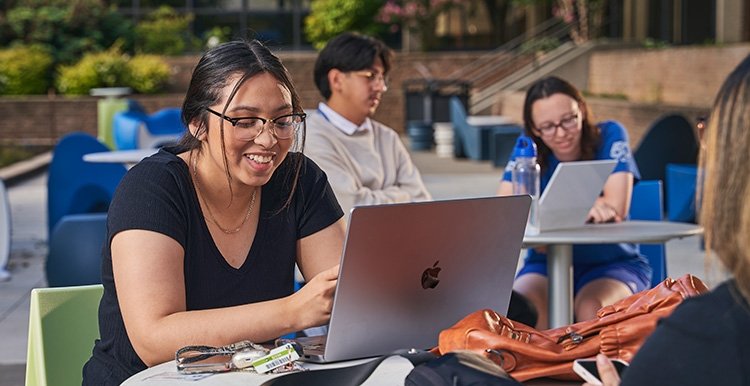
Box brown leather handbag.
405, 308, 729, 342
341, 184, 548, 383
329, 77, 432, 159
436, 274, 709, 382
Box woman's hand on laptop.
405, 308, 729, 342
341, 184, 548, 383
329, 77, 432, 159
289, 264, 339, 329
587, 201, 622, 224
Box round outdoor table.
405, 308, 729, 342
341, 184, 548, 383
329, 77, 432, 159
522, 220, 703, 328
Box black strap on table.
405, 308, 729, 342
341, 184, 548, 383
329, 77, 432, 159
259, 349, 437, 386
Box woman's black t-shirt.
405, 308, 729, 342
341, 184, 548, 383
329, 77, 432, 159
82, 148, 343, 385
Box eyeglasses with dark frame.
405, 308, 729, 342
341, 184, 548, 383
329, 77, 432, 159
535, 113, 580, 137
205, 108, 305, 140
349, 70, 389, 88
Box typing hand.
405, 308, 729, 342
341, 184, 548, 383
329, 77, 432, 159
293, 264, 338, 329
586, 202, 621, 224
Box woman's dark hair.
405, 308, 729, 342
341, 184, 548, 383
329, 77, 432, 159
522, 76, 600, 170
177, 39, 304, 211
313, 32, 393, 100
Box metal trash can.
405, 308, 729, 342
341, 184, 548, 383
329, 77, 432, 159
403, 79, 470, 152
403, 79, 470, 126
406, 121, 433, 151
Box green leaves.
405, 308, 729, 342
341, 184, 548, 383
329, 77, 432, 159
304, 0, 387, 50
0, 45, 54, 95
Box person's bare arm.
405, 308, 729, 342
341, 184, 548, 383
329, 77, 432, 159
587, 171, 633, 223
113, 222, 344, 366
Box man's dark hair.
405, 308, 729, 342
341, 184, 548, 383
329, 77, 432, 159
313, 32, 393, 100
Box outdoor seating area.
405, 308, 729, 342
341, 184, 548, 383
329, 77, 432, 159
2, 90, 707, 386
1, 0, 744, 383
0, 148, 708, 386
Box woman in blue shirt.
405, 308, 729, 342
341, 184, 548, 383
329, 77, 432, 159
497, 76, 649, 329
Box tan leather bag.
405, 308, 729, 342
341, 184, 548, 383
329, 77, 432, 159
436, 274, 709, 382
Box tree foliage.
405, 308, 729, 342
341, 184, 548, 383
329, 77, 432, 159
135, 5, 198, 55
0, 0, 134, 65
304, 0, 387, 50
0, 45, 54, 94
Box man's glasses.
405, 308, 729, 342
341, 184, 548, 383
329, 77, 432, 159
349, 70, 389, 88
206, 108, 305, 141
536, 114, 580, 137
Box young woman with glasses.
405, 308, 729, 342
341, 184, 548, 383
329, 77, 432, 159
497, 76, 646, 329
82, 40, 346, 385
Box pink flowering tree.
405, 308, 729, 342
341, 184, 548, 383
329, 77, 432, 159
552, 0, 606, 43
377, 0, 465, 51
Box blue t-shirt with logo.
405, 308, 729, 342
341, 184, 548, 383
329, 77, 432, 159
502, 121, 644, 265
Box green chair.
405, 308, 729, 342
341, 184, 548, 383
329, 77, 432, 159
25, 284, 103, 386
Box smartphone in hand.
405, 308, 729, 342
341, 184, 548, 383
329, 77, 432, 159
573, 358, 629, 385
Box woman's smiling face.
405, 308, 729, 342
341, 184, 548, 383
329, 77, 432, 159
203, 72, 296, 188
531, 92, 583, 161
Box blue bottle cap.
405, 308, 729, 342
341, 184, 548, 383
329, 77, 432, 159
512, 135, 537, 157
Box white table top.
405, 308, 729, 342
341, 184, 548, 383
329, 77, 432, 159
122, 356, 413, 386
82, 148, 158, 165
122, 356, 573, 385
523, 220, 703, 246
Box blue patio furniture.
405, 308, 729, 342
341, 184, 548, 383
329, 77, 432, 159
112, 107, 186, 150
46, 213, 107, 287
666, 163, 698, 223
141, 107, 186, 148
113, 110, 148, 150
633, 114, 699, 214
126, 98, 147, 114
449, 97, 521, 162
630, 180, 667, 287
47, 132, 126, 236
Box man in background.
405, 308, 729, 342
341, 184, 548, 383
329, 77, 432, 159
305, 32, 432, 215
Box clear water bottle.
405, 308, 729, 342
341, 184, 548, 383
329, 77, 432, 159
511, 136, 540, 234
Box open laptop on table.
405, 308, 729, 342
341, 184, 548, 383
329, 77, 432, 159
535, 159, 617, 232
296, 195, 531, 363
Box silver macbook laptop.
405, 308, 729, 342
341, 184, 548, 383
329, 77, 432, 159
536, 159, 617, 232
296, 195, 531, 363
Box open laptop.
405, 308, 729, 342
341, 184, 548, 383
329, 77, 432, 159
535, 159, 617, 232
296, 195, 531, 363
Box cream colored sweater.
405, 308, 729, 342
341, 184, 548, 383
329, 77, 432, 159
304, 111, 432, 215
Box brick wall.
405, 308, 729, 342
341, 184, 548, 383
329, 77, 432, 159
588, 44, 750, 107
0, 45, 744, 147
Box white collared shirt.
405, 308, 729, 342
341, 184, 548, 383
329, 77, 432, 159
317, 102, 372, 135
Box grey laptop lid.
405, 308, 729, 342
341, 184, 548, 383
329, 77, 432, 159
302, 195, 531, 363
536, 160, 617, 232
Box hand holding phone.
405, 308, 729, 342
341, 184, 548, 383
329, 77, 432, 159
573, 356, 629, 385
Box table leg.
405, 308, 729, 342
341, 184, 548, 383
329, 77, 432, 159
547, 244, 574, 328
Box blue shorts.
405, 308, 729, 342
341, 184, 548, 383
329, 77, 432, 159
516, 259, 651, 295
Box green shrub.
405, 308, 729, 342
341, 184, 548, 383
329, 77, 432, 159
126, 55, 171, 94
56, 47, 171, 96
135, 6, 197, 55
56, 48, 130, 95
0, 45, 54, 95
305, 0, 386, 50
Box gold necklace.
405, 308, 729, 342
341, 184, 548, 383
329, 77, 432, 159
192, 155, 257, 234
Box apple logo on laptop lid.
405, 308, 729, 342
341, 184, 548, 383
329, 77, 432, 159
421, 260, 441, 289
